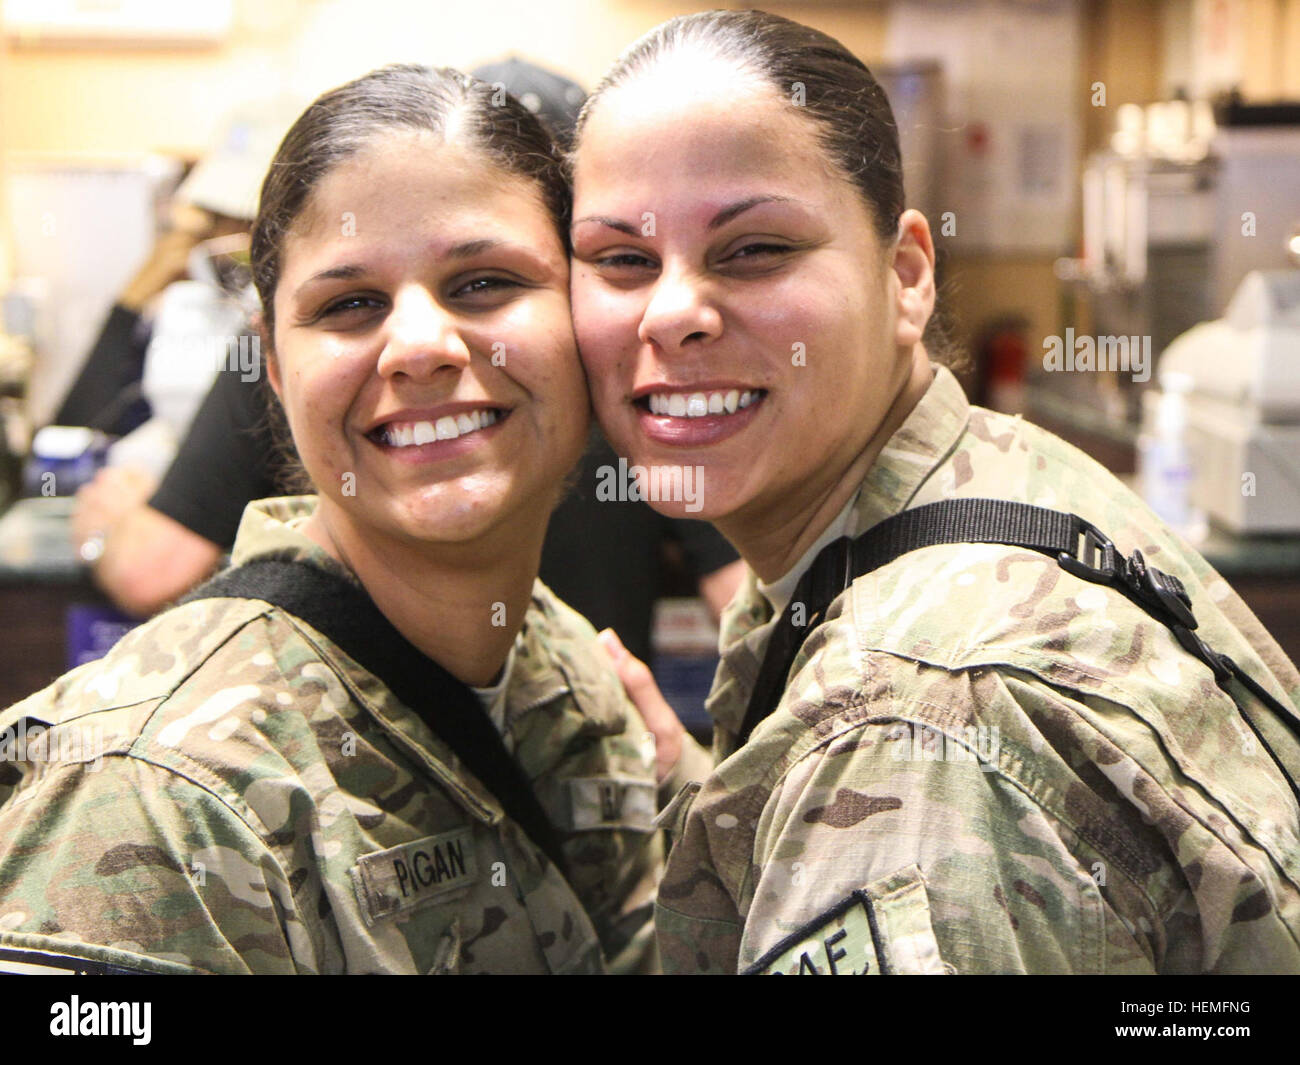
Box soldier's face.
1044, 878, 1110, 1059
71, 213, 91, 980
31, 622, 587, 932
268, 132, 589, 548
570, 57, 916, 528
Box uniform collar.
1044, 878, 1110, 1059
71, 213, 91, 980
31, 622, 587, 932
229, 496, 357, 583
708, 363, 971, 749
844, 362, 968, 537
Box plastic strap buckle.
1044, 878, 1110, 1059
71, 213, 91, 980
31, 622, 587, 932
1123, 549, 1198, 631
1057, 519, 1120, 585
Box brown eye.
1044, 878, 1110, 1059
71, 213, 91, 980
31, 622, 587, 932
727, 243, 790, 261
586, 251, 658, 287
597, 252, 656, 269
323, 295, 384, 317
450, 276, 522, 301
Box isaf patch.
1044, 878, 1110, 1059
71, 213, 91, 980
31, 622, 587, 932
350, 826, 477, 925
745, 892, 883, 975
745, 865, 948, 975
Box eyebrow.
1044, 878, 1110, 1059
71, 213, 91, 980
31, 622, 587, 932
293, 239, 508, 298
707, 195, 795, 230
573, 196, 797, 237
295, 263, 365, 298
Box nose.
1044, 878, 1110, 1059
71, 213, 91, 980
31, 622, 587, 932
376, 284, 471, 379
637, 266, 722, 353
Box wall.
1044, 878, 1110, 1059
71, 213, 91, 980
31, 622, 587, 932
0, 0, 891, 157
1, 0, 705, 158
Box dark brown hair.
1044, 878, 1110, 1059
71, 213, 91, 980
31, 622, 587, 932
252, 63, 570, 334
576, 9, 904, 243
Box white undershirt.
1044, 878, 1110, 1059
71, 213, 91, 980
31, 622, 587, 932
469, 643, 517, 746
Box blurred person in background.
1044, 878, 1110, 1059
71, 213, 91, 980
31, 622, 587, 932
67, 105, 298, 612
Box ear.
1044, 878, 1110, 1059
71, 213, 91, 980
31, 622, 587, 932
254, 311, 283, 400
891, 209, 936, 349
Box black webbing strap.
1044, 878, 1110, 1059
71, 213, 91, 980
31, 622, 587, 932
739, 500, 1089, 746
182, 560, 569, 876
737, 499, 1300, 803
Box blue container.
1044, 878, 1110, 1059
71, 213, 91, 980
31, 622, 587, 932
22, 426, 110, 497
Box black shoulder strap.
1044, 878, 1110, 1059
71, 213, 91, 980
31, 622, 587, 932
182, 560, 568, 876
740, 500, 1083, 746
737, 499, 1300, 802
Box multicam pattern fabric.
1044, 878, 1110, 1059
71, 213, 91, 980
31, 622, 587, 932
0, 498, 665, 974
656, 364, 1300, 974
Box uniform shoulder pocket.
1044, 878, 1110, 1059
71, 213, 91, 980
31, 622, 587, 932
744, 864, 948, 975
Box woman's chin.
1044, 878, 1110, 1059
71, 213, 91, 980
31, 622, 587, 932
318, 483, 525, 551
395, 492, 520, 545
605, 455, 749, 524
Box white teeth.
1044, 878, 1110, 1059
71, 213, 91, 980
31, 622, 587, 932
380, 409, 502, 447
646, 388, 761, 419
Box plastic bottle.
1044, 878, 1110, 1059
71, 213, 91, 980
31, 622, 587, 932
1138, 371, 1207, 543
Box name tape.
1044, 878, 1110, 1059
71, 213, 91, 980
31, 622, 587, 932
351, 826, 477, 925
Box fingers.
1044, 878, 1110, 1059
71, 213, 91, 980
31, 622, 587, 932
71, 468, 154, 550
72, 479, 110, 544
596, 627, 646, 688
597, 628, 683, 783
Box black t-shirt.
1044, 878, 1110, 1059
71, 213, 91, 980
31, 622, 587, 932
52, 303, 152, 436
149, 367, 279, 549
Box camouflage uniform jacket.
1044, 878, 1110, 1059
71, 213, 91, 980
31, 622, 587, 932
656, 365, 1300, 974
0, 498, 667, 974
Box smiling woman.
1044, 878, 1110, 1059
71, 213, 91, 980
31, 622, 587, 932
570, 11, 1300, 975
570, 37, 934, 577
0, 65, 679, 975
258, 125, 589, 679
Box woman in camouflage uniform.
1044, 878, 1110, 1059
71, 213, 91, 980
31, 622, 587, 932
569, 10, 1300, 973
0, 65, 691, 974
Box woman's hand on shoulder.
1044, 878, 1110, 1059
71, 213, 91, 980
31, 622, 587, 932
596, 628, 682, 784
